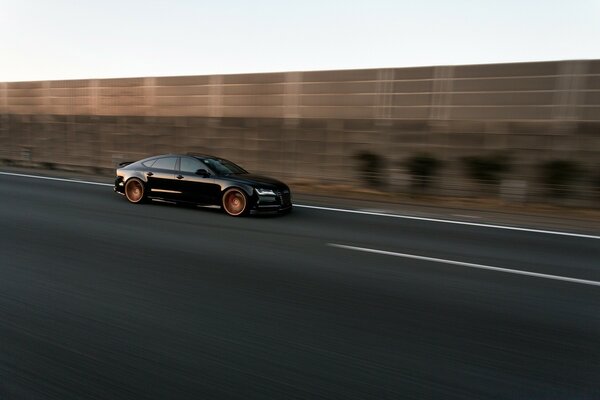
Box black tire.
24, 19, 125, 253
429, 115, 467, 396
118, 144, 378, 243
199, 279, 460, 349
124, 178, 146, 204
222, 188, 248, 216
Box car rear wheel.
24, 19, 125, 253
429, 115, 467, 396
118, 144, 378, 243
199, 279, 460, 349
125, 178, 145, 203
222, 188, 248, 216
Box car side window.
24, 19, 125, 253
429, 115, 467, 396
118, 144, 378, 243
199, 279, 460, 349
152, 157, 178, 171
180, 157, 203, 174
142, 159, 157, 167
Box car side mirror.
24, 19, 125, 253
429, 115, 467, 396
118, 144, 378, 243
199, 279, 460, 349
196, 168, 210, 177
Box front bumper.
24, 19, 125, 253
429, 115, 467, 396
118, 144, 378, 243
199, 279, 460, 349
250, 204, 292, 215
251, 189, 292, 213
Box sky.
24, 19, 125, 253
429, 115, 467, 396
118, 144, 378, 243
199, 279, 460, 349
1, 0, 599, 82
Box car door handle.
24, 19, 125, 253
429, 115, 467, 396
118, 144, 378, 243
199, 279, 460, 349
146, 172, 153, 177
176, 175, 184, 179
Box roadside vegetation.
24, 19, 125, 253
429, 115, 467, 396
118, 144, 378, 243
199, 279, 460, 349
354, 151, 386, 189
404, 153, 441, 193
353, 150, 596, 206
461, 153, 511, 186
539, 160, 580, 198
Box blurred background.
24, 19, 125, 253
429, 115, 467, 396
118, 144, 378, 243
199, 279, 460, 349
1, 0, 599, 208
1, 60, 599, 206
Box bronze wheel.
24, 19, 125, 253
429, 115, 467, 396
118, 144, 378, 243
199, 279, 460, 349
222, 188, 248, 216
125, 178, 145, 203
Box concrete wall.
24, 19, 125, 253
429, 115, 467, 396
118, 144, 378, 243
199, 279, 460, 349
1, 60, 599, 202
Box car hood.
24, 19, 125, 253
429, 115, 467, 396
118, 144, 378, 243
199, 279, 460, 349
226, 173, 288, 189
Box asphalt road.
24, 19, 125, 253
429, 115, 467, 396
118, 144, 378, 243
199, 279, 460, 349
0, 172, 599, 399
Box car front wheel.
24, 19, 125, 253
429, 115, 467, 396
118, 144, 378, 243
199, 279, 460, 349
222, 188, 248, 216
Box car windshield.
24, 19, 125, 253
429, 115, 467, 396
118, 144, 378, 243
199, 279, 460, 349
200, 158, 247, 175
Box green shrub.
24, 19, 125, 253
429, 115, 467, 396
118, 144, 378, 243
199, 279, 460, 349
405, 153, 441, 190
354, 151, 386, 188
462, 154, 511, 185
540, 160, 579, 198
594, 170, 600, 197
40, 162, 56, 170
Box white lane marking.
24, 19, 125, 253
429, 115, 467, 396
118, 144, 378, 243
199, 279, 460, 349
0, 171, 113, 187
1, 171, 598, 240
296, 204, 600, 240
328, 243, 600, 287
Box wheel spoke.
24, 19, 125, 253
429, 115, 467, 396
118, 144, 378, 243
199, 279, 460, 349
223, 190, 246, 216
125, 180, 144, 203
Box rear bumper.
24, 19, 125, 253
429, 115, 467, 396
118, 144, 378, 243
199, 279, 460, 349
114, 177, 125, 195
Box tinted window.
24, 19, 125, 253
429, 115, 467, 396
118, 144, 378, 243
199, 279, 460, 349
153, 157, 177, 170
201, 158, 247, 175
142, 159, 157, 167
180, 157, 203, 174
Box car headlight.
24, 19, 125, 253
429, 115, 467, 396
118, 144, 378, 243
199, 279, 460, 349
256, 188, 276, 196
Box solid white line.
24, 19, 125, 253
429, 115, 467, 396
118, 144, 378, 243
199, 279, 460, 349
296, 204, 600, 240
0, 171, 113, 187
1, 170, 598, 240
328, 243, 600, 287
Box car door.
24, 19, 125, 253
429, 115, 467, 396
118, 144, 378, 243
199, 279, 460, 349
174, 156, 220, 204
145, 156, 179, 199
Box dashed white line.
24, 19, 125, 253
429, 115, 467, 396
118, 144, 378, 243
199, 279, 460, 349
1, 170, 598, 240
328, 243, 600, 287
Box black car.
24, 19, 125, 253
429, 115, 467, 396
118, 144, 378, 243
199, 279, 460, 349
114, 154, 292, 216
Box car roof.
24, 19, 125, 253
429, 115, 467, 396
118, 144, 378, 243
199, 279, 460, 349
186, 152, 218, 159
142, 153, 218, 160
